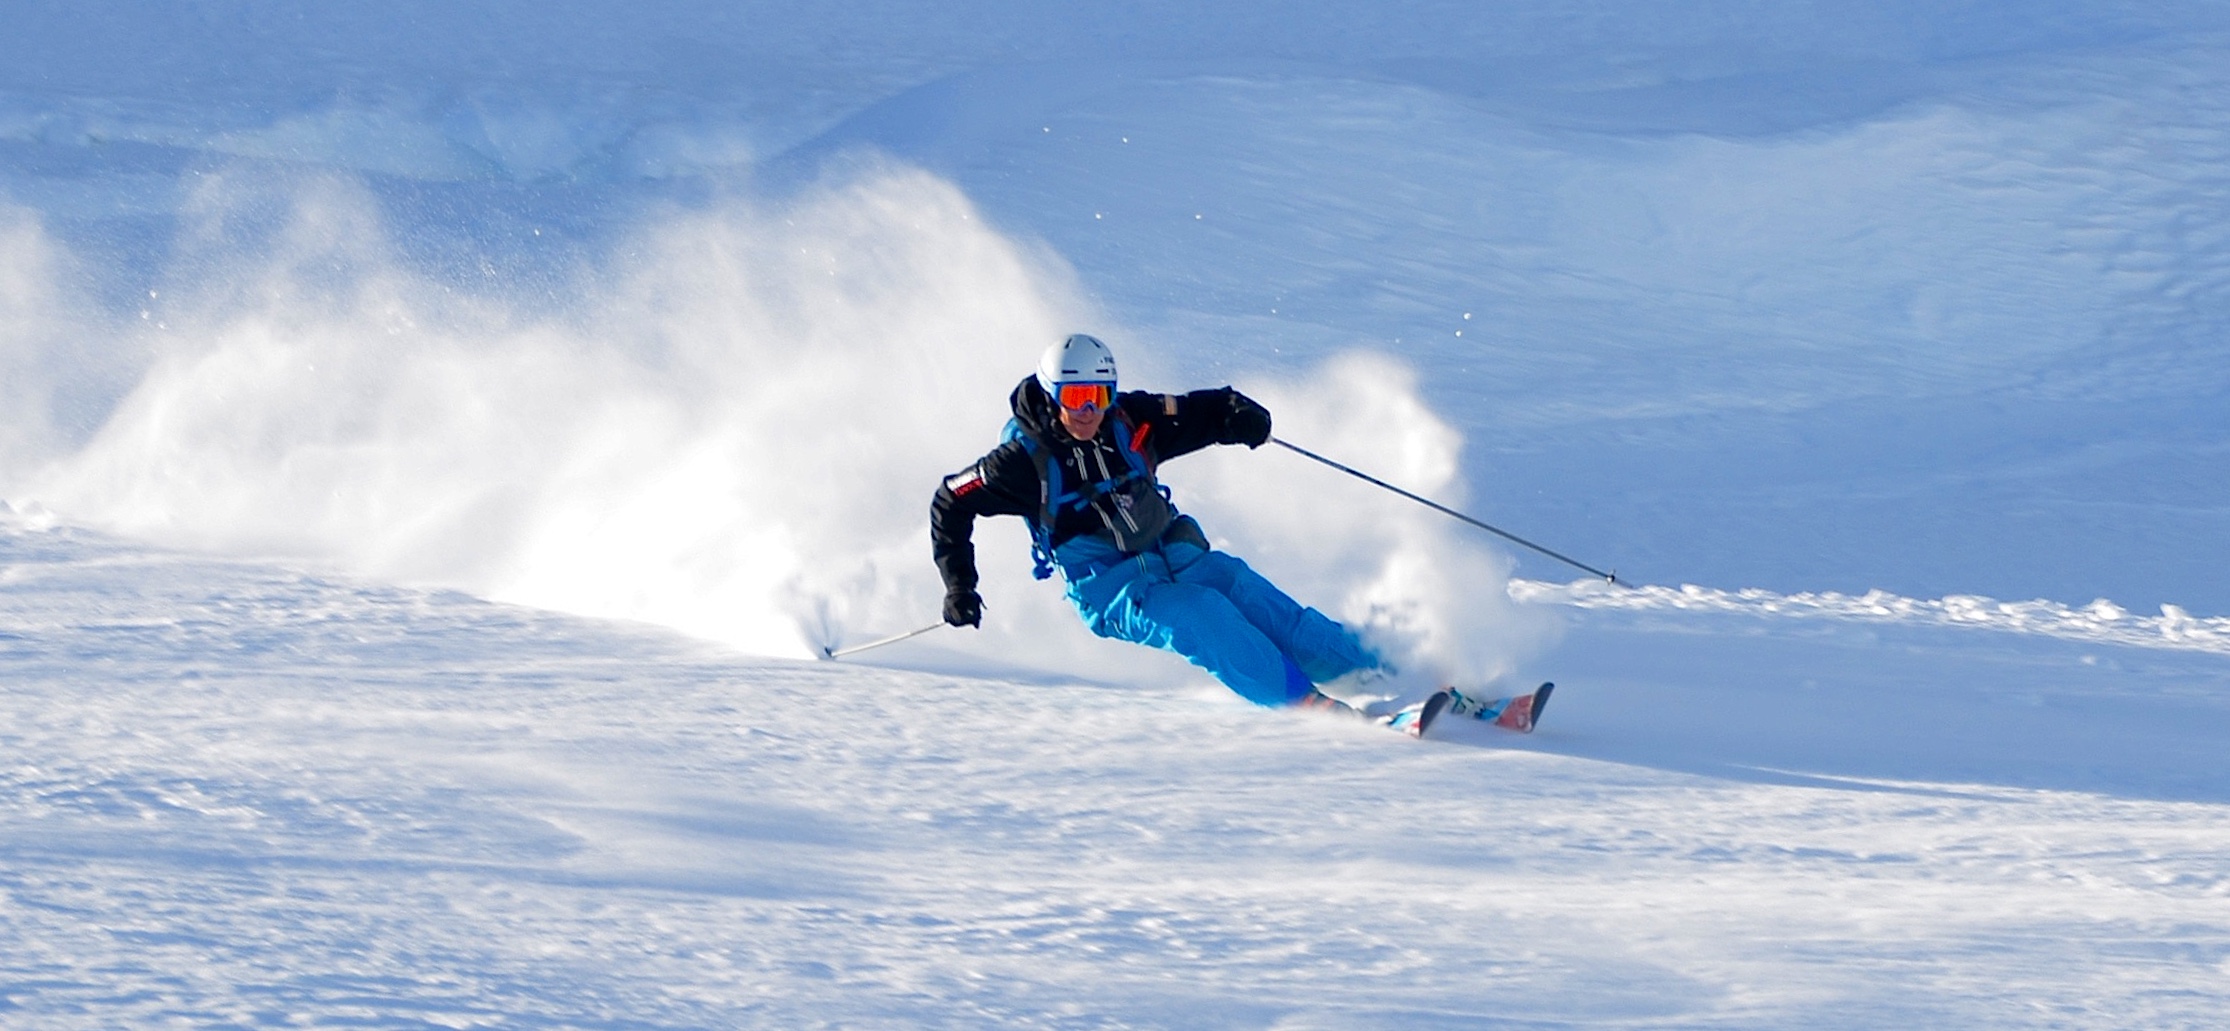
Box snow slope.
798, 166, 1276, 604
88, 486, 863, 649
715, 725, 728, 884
8, 506, 2230, 1028
4, 2, 2230, 1027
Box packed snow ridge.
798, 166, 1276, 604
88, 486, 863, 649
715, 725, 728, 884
1517, 578, 2230, 656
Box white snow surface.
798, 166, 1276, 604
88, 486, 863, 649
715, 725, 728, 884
1516, 578, 2230, 657
4, 2, 2230, 1027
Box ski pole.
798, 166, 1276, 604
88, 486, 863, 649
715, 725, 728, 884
1270, 437, 1621, 585
820, 621, 945, 660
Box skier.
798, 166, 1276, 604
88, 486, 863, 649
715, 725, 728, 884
930, 333, 1384, 712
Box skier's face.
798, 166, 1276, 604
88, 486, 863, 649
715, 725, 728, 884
1057, 403, 1104, 440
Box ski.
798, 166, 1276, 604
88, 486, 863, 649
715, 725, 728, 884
1380, 682, 1555, 738
1379, 689, 1452, 738
1299, 689, 1444, 739
1446, 682, 1555, 733
1352, 681, 1558, 740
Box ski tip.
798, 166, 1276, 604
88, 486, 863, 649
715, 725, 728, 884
817, 645, 837, 661
1525, 682, 1554, 732
1407, 689, 1453, 739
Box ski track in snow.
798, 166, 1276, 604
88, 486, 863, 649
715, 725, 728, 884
1515, 578, 2230, 657
7, 523, 2230, 1028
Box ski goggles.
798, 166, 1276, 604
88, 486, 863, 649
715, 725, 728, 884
1054, 381, 1115, 413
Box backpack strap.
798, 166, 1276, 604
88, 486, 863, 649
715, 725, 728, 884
1120, 413, 1153, 475
1003, 418, 1061, 580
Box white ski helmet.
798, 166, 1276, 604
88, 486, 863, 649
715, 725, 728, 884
1036, 333, 1118, 394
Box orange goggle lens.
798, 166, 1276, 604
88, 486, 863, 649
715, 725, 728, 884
1056, 382, 1114, 412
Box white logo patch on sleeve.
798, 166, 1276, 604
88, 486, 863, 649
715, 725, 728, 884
944, 469, 985, 496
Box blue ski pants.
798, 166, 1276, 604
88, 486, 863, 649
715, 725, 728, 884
1053, 519, 1378, 706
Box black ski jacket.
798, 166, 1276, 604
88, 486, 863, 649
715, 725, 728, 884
931, 377, 1269, 594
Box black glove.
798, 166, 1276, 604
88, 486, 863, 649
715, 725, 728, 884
1227, 390, 1272, 448
942, 588, 983, 628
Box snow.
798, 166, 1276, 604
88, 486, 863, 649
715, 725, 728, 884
5, 2, 2230, 1027
1517, 578, 2230, 657
10, 518, 2229, 1027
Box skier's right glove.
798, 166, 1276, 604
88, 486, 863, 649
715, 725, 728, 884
942, 588, 984, 628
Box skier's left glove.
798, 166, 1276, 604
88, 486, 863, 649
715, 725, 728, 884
1226, 391, 1272, 448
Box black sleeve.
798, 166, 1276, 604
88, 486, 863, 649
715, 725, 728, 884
929, 441, 1039, 594
1123, 387, 1270, 463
